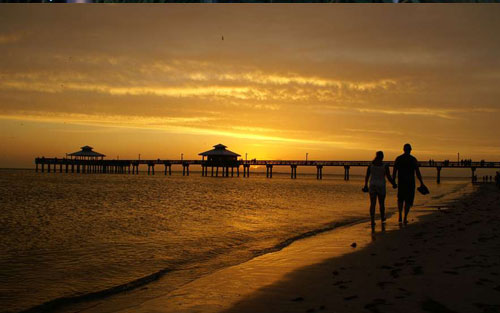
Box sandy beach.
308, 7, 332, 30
104, 183, 500, 313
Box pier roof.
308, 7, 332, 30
68, 146, 105, 158
199, 144, 240, 157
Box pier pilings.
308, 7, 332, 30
316, 165, 323, 180
266, 164, 273, 178
344, 165, 350, 181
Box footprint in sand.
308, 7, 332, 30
390, 269, 401, 278
364, 298, 390, 313
413, 266, 423, 275
421, 298, 456, 313
376, 281, 394, 289
291, 297, 304, 302
333, 280, 352, 286
344, 295, 358, 301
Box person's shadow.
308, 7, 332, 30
371, 222, 386, 241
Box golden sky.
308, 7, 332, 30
1, 5, 499, 167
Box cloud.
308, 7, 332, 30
0, 111, 367, 151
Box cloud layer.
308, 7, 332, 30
1, 6, 499, 166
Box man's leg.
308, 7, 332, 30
403, 201, 412, 224
398, 200, 404, 223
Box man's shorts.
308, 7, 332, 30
369, 184, 386, 197
397, 183, 415, 206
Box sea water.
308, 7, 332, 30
0, 169, 472, 312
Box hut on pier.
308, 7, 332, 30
199, 144, 240, 177
67, 146, 105, 160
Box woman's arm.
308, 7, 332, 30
385, 164, 396, 187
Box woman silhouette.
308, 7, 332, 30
363, 151, 397, 226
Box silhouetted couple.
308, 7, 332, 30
363, 143, 427, 226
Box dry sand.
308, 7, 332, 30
110, 184, 500, 313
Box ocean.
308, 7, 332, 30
0, 169, 472, 313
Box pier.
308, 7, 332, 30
34, 158, 500, 183
34, 144, 500, 183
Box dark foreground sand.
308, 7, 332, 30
110, 184, 500, 313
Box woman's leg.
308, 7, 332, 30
377, 193, 386, 222
369, 192, 377, 225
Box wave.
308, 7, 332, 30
254, 217, 368, 256
18, 268, 172, 313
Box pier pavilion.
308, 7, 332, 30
68, 146, 105, 160
199, 144, 242, 177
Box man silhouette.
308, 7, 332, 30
392, 143, 426, 224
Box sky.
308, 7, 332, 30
1, 5, 500, 168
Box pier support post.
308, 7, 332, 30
471, 167, 476, 182
436, 166, 441, 184
266, 165, 273, 178
237, 166, 239, 177
182, 164, 189, 176
71, 164, 74, 173
290, 165, 297, 179
65, 164, 69, 173
41, 163, 45, 173
344, 165, 350, 181
36, 162, 39, 172
231, 167, 234, 177
316, 165, 323, 180
60, 164, 63, 173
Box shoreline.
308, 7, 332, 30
77, 184, 499, 313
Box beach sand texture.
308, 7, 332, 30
113, 184, 500, 313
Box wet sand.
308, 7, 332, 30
110, 184, 500, 313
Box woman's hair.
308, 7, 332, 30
372, 151, 384, 164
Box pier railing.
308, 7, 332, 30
34, 157, 500, 183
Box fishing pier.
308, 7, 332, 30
35, 144, 500, 183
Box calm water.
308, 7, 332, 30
0, 169, 472, 312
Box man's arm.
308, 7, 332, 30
392, 160, 398, 184
416, 167, 424, 186
415, 158, 425, 186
